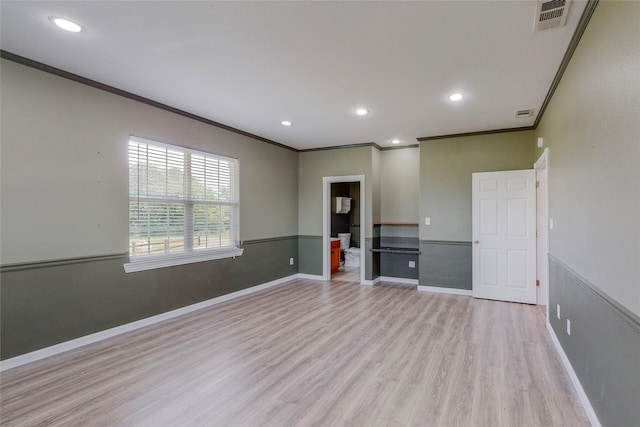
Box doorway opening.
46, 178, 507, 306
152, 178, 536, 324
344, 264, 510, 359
322, 175, 365, 284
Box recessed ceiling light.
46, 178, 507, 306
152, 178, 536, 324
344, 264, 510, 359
281, 120, 292, 126
49, 17, 84, 33
355, 108, 369, 116
391, 139, 400, 145
449, 93, 464, 102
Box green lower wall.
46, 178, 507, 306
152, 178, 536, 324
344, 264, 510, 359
367, 237, 380, 281
298, 236, 323, 276
380, 252, 418, 280
0, 237, 297, 360
549, 255, 640, 427
379, 236, 419, 280
419, 241, 472, 289
298, 235, 377, 281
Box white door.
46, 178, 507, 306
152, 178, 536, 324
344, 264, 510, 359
472, 170, 537, 304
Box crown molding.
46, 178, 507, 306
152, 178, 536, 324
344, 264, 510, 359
0, 50, 297, 153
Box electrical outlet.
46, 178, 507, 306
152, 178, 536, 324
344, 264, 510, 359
289, 257, 294, 265
567, 319, 571, 336
408, 261, 416, 268
557, 304, 561, 319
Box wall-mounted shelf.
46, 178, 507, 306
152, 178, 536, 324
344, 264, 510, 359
371, 223, 420, 280
373, 222, 419, 226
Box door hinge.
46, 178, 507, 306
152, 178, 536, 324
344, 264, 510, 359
536, 279, 540, 287
536, 230, 540, 238
536, 180, 540, 188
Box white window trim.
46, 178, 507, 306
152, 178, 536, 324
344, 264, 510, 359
124, 136, 242, 273
124, 247, 244, 273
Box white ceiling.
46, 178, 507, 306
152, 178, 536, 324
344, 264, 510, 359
0, 1, 587, 150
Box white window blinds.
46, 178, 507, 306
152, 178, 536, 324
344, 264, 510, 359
125, 136, 242, 273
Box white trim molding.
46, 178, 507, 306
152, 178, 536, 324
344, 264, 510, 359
124, 247, 244, 273
378, 276, 419, 285
417, 285, 473, 296
322, 175, 366, 285
546, 322, 602, 427
296, 273, 326, 281
534, 147, 550, 316
0, 274, 296, 372
362, 277, 379, 286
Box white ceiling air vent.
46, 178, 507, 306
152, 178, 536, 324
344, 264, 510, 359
534, 0, 571, 32
516, 109, 534, 118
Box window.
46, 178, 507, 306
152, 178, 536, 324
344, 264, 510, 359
124, 136, 242, 273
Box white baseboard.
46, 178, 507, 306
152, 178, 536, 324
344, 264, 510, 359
417, 285, 472, 296
296, 273, 325, 281
0, 274, 298, 372
362, 277, 380, 286
378, 276, 419, 285
296, 274, 407, 287
546, 322, 601, 427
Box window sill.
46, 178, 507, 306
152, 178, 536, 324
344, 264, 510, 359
123, 247, 244, 273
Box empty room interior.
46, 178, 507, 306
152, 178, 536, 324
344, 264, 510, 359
1, 1, 638, 426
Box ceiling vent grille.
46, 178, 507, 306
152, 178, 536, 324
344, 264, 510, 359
516, 109, 534, 118
534, 0, 571, 31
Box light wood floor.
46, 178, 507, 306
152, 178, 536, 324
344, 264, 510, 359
0, 278, 589, 427
331, 266, 360, 282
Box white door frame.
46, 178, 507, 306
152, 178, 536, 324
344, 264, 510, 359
472, 169, 537, 304
534, 148, 550, 314
323, 175, 366, 284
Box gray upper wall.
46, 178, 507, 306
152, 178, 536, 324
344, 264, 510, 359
298, 146, 374, 237
534, 0, 640, 315
0, 60, 299, 265
372, 147, 381, 227
380, 147, 420, 223
297, 145, 420, 237
419, 131, 536, 242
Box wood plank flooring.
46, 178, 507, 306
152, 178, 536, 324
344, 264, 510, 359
331, 266, 360, 282
0, 278, 589, 426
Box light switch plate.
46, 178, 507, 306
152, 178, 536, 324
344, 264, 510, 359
425, 217, 431, 226
408, 261, 416, 268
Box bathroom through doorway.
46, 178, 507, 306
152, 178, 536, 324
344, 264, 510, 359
322, 175, 365, 284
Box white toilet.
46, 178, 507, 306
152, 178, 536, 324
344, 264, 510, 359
338, 233, 360, 267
